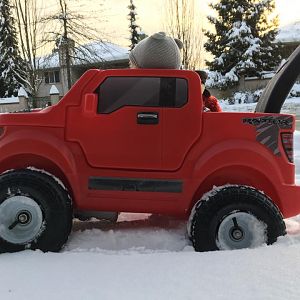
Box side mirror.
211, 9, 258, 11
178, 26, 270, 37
83, 93, 98, 117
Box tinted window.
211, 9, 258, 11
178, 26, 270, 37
98, 77, 187, 114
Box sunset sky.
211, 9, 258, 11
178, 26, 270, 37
104, 0, 300, 46
44, 0, 300, 48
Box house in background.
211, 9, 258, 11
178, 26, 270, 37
37, 41, 129, 100
276, 21, 300, 59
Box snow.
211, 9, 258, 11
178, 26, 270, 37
219, 82, 300, 106
227, 21, 251, 39
0, 96, 18, 104
38, 53, 60, 69
17, 87, 28, 98
276, 21, 300, 43
49, 85, 59, 95
3, 101, 300, 299
73, 42, 129, 65
221, 95, 300, 112
260, 71, 275, 79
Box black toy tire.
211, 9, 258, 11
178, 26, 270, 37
189, 186, 286, 252
0, 169, 72, 253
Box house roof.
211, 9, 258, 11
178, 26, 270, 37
38, 41, 129, 69
276, 21, 300, 43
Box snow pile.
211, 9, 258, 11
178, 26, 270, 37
290, 82, 300, 98
67, 214, 188, 254
230, 89, 263, 104
221, 96, 300, 113
220, 82, 300, 105
276, 21, 300, 43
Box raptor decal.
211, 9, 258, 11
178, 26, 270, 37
243, 116, 293, 156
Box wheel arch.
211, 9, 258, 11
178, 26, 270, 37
0, 132, 80, 207
190, 165, 282, 215
0, 153, 76, 203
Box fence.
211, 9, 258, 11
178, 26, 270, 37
0, 85, 60, 113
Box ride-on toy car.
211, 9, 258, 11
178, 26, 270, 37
0, 46, 299, 253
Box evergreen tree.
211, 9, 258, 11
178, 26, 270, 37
128, 0, 144, 50
0, 0, 26, 97
205, 0, 281, 89
248, 0, 281, 71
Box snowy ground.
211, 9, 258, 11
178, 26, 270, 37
220, 96, 300, 114
2, 105, 300, 299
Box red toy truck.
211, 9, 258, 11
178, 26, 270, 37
0, 47, 299, 253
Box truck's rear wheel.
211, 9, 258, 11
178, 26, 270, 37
189, 186, 286, 252
0, 169, 72, 253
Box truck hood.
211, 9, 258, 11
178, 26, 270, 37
255, 45, 300, 113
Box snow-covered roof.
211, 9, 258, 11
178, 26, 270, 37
276, 21, 300, 43
39, 41, 129, 69
38, 53, 59, 69
0, 97, 19, 104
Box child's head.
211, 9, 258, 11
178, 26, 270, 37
195, 70, 208, 84
129, 32, 183, 69
195, 70, 208, 94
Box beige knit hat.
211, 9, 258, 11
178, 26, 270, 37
129, 32, 183, 69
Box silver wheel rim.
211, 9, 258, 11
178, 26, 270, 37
216, 211, 267, 250
0, 196, 44, 245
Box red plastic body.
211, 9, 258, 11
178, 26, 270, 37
0, 69, 300, 219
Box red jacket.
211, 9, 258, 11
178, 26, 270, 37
203, 89, 222, 112
203, 95, 222, 112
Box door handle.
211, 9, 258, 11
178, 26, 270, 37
137, 112, 159, 125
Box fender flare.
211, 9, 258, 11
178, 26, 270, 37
0, 129, 80, 203
191, 141, 284, 211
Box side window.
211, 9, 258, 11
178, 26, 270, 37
44, 70, 60, 84
97, 77, 188, 114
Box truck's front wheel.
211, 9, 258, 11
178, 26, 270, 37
0, 169, 72, 253
188, 186, 286, 252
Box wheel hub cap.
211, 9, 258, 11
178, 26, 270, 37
216, 211, 267, 250
0, 196, 43, 245
230, 227, 244, 241
18, 211, 32, 224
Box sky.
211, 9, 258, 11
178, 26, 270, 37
103, 0, 300, 46
276, 0, 300, 26
42, 0, 300, 50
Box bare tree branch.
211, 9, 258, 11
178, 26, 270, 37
13, 0, 47, 96
42, 0, 108, 90
165, 0, 205, 70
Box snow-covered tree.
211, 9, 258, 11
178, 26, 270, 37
0, 0, 26, 97
128, 0, 144, 50
247, 0, 281, 71
205, 0, 281, 89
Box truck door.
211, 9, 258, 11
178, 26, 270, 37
66, 76, 163, 170
66, 73, 202, 171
